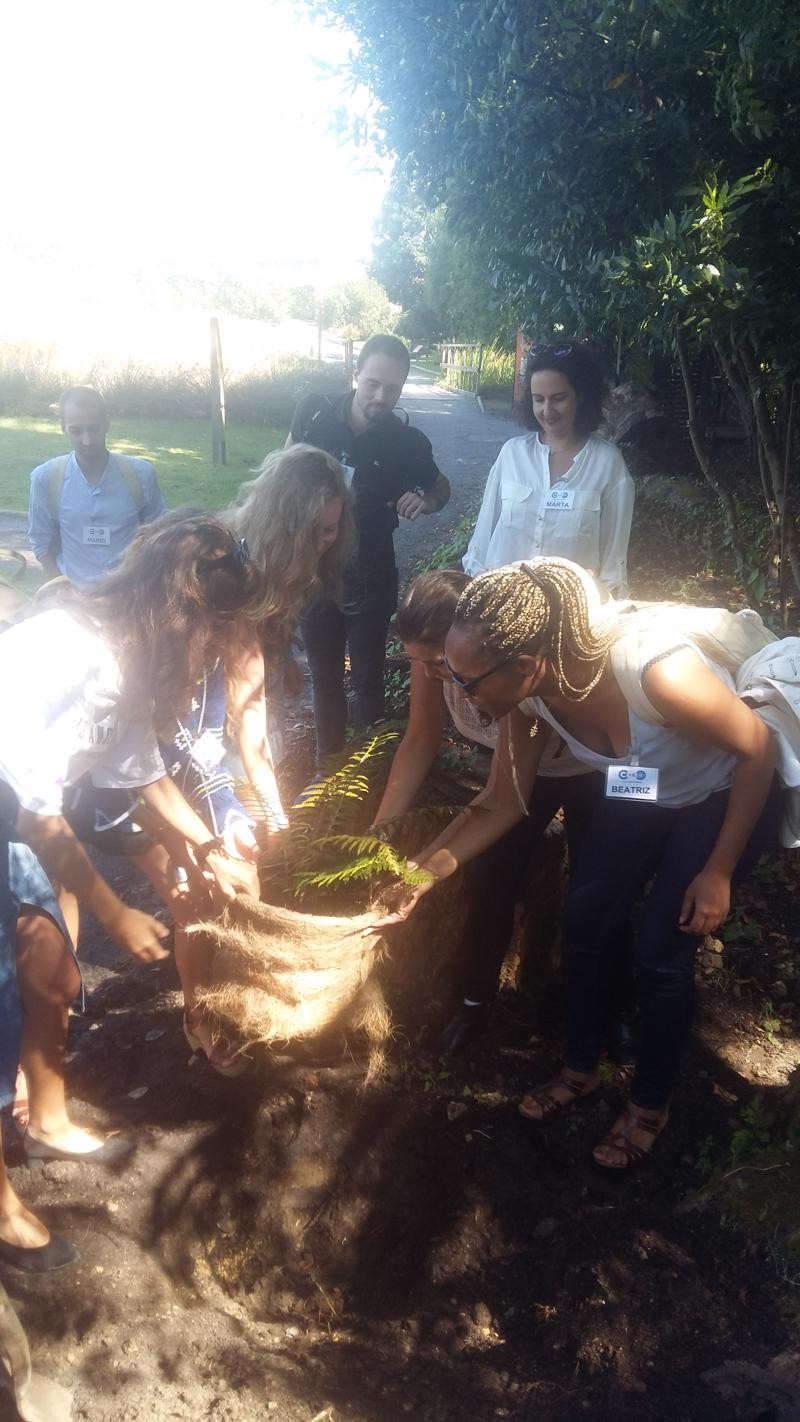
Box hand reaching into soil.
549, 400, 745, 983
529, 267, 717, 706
366, 870, 437, 934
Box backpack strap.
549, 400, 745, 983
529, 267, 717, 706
47, 453, 145, 519
299, 395, 335, 445
610, 605, 775, 725
115, 455, 146, 517
47, 456, 70, 520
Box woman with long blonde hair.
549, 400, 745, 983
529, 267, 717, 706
146, 447, 354, 1072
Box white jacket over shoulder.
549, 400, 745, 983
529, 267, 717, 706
463, 433, 634, 596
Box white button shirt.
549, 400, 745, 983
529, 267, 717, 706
463, 433, 635, 596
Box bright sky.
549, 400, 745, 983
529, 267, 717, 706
1, 0, 388, 314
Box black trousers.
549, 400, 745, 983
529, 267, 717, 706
562, 777, 783, 1110
459, 771, 632, 1004
301, 577, 398, 759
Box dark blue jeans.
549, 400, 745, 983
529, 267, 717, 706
562, 778, 783, 1110
301, 577, 398, 758
0, 831, 20, 1111
460, 770, 635, 1004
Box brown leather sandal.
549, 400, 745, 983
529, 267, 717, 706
519, 1069, 599, 1122
592, 1104, 668, 1172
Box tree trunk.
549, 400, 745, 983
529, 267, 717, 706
674, 323, 752, 589
739, 344, 800, 599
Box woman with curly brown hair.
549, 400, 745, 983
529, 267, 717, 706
0, 513, 262, 1270
464, 343, 634, 597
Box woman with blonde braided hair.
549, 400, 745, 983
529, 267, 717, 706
375, 561, 635, 1057
373, 557, 784, 1170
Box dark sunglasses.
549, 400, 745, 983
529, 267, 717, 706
197, 537, 250, 577
528, 343, 574, 360
443, 649, 518, 694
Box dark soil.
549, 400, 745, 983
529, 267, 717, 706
3, 557, 800, 1422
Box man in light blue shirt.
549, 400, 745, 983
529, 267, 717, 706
28, 387, 165, 586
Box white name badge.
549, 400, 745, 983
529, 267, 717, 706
189, 729, 226, 774
544, 487, 575, 511
83, 525, 111, 546
341, 464, 356, 489
605, 764, 660, 802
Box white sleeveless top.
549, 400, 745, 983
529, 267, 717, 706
521, 638, 737, 807
443, 678, 497, 748
443, 678, 588, 778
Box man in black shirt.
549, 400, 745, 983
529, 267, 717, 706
289, 334, 450, 757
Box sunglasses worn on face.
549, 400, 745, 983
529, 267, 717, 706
197, 537, 250, 577
443, 649, 518, 694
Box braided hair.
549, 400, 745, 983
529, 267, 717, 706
452, 558, 618, 701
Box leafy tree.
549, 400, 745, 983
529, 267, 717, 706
309, 0, 800, 602
369, 179, 431, 309
321, 276, 396, 339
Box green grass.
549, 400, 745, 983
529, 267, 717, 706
0, 415, 287, 512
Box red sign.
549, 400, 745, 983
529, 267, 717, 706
513, 329, 530, 403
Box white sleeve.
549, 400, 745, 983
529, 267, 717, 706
91, 718, 165, 789
597, 453, 635, 597
463, 454, 504, 576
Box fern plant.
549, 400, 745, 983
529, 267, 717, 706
257, 725, 455, 908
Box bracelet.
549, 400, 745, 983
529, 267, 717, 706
195, 836, 226, 865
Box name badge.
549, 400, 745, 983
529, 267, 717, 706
341, 464, 356, 489
605, 764, 659, 802
189, 729, 226, 774
545, 487, 575, 511
83, 525, 111, 546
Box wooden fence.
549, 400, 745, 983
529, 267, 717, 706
439, 342, 484, 400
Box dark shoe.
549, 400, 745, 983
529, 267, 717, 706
23, 1132, 135, 1166
607, 1013, 638, 1067
0, 1232, 78, 1273
438, 1001, 492, 1055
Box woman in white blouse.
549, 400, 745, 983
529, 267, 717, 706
464, 343, 634, 597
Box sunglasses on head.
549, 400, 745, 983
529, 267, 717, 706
197, 537, 250, 577
442, 649, 518, 694
529, 343, 574, 360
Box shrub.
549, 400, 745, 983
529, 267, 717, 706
0, 341, 349, 425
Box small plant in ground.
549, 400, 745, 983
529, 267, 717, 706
419, 509, 480, 572
720, 908, 762, 946
760, 999, 783, 1047
730, 1097, 773, 1166
695, 1134, 718, 1179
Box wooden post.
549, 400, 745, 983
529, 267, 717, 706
210, 317, 226, 467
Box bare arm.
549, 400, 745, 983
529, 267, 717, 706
642, 649, 776, 933
370, 710, 545, 929
17, 808, 169, 962
227, 648, 288, 830
137, 775, 260, 898
373, 662, 447, 822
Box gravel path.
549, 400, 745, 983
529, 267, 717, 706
393, 374, 518, 580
